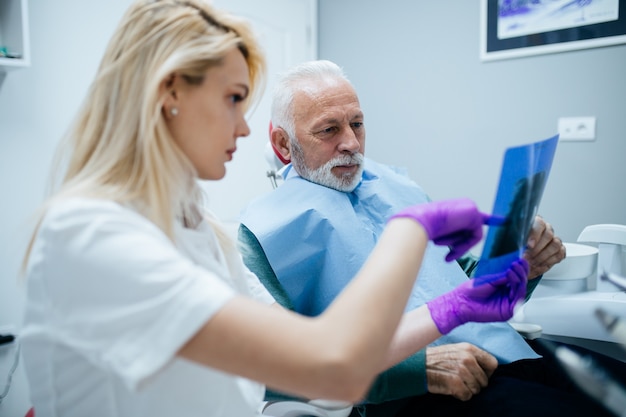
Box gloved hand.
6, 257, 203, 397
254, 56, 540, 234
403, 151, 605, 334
427, 258, 529, 335
388, 198, 493, 261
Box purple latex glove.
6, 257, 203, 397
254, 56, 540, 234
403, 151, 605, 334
427, 258, 529, 335
388, 198, 493, 261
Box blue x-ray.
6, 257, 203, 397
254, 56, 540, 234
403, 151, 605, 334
475, 134, 559, 277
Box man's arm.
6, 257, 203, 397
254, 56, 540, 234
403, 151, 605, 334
237, 224, 429, 403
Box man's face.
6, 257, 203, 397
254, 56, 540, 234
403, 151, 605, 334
289, 77, 365, 192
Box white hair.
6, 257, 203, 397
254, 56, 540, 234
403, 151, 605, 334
271, 60, 350, 138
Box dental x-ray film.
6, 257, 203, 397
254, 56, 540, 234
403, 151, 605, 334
475, 134, 559, 277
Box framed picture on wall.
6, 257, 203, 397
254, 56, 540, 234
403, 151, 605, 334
480, 0, 626, 61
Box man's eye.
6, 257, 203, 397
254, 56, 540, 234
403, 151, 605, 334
352, 122, 364, 129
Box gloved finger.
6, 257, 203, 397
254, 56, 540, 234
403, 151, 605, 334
478, 259, 527, 288
436, 231, 484, 262
483, 213, 507, 227
445, 241, 475, 262
516, 257, 530, 275
445, 247, 467, 262
508, 277, 523, 302
472, 268, 509, 287
507, 259, 529, 301
508, 283, 526, 316
510, 259, 529, 286
435, 224, 484, 247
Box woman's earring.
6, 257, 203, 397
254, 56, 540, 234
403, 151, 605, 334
170, 107, 179, 116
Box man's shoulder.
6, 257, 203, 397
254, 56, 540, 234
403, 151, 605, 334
239, 176, 334, 233
244, 172, 344, 211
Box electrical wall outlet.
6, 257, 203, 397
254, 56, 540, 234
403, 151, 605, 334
558, 116, 596, 141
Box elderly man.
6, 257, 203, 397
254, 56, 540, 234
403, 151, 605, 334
238, 60, 613, 417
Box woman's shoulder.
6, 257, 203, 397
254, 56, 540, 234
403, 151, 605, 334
46, 197, 124, 216
41, 197, 159, 236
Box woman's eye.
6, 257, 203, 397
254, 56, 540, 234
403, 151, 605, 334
230, 94, 245, 104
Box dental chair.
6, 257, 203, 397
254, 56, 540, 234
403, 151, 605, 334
577, 223, 626, 292
24, 401, 353, 417
265, 141, 286, 190
24, 397, 352, 417
261, 399, 353, 417
24, 396, 352, 417
512, 223, 626, 362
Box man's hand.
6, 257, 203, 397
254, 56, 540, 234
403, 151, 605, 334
425, 343, 498, 401
524, 216, 566, 279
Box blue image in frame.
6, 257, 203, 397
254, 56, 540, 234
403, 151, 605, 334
476, 134, 559, 277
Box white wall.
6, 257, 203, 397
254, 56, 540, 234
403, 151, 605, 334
318, 0, 626, 245
203, 0, 317, 222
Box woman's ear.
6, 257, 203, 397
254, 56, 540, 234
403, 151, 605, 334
270, 126, 291, 164
161, 73, 180, 120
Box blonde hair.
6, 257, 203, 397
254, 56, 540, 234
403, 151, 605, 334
24, 0, 265, 265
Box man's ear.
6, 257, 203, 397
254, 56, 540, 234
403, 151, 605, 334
270, 126, 291, 164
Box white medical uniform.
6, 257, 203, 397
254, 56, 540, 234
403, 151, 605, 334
21, 198, 274, 417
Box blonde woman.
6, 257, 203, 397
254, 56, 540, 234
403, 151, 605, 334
19, 1, 528, 416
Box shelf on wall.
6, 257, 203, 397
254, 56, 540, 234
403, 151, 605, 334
0, 0, 30, 71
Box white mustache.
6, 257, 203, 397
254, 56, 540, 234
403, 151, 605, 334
330, 153, 364, 167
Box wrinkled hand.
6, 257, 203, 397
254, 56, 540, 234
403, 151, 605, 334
389, 198, 492, 262
524, 216, 566, 279
427, 259, 529, 334
426, 343, 498, 401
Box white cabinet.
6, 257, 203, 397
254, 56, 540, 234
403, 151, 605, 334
0, 0, 30, 71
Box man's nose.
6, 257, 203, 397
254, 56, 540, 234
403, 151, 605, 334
337, 128, 361, 153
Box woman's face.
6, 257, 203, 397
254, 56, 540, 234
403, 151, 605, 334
165, 47, 251, 180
